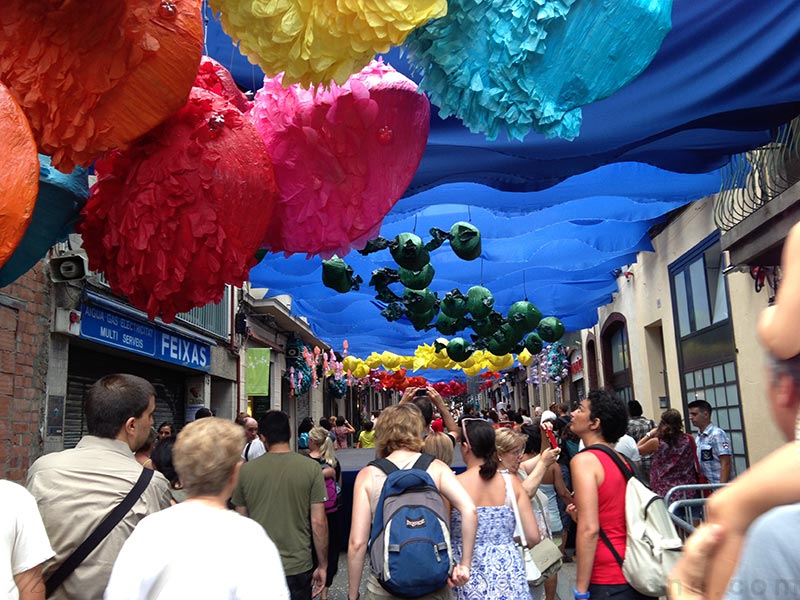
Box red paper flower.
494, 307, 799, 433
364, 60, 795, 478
250, 59, 430, 258
0, 0, 203, 172
194, 56, 252, 113
79, 87, 279, 322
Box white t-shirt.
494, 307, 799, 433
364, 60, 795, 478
1, 480, 55, 600
241, 438, 266, 462
578, 436, 642, 463
104, 501, 288, 600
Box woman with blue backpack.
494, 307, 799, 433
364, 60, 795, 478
347, 403, 477, 600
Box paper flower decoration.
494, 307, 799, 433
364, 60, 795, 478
250, 60, 429, 257
0, 155, 88, 287
210, 0, 445, 85
0, 0, 203, 172
405, 0, 671, 140
79, 87, 279, 322
0, 83, 38, 269
194, 56, 252, 113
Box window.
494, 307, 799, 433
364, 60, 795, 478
673, 244, 729, 338
601, 317, 633, 404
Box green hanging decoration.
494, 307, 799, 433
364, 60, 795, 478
466, 285, 494, 318
471, 311, 503, 337
398, 264, 435, 290
403, 287, 437, 314
524, 332, 544, 354
449, 221, 482, 261
407, 307, 437, 331
358, 237, 391, 255
390, 232, 430, 271
322, 256, 363, 293
425, 228, 450, 252
537, 316, 566, 343
380, 303, 406, 322
498, 321, 525, 344
508, 300, 542, 334
446, 337, 474, 362
440, 289, 470, 318
435, 312, 462, 335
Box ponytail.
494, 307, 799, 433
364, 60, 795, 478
478, 453, 499, 480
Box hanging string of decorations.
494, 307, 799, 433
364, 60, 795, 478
321, 221, 565, 360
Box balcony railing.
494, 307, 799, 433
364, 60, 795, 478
90, 270, 231, 339
714, 116, 800, 232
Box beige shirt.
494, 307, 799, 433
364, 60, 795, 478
26, 436, 171, 600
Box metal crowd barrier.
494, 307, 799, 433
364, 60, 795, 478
665, 484, 728, 535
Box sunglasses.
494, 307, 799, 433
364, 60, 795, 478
460, 417, 485, 446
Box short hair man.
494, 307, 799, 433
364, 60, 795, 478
241, 417, 266, 462
687, 399, 733, 483
400, 386, 459, 445
26, 374, 171, 599
626, 399, 655, 480
232, 411, 328, 600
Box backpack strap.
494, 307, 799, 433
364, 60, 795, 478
368, 457, 399, 475
583, 444, 632, 569
412, 453, 435, 471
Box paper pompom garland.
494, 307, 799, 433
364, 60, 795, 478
210, 0, 446, 86
0, 82, 39, 269
79, 87, 279, 322
0, 0, 203, 172
251, 60, 430, 258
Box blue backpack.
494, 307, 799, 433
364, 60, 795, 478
368, 454, 453, 598
298, 432, 309, 449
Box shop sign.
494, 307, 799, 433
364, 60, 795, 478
79, 304, 211, 372
570, 354, 583, 381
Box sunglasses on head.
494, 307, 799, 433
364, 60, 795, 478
460, 417, 484, 446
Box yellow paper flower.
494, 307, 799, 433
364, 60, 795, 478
342, 355, 360, 373
210, 0, 446, 85
517, 349, 534, 367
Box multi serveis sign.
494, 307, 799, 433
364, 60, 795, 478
78, 304, 211, 372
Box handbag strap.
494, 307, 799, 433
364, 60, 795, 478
532, 492, 553, 539
45, 467, 154, 597
503, 472, 528, 548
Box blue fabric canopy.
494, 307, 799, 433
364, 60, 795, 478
207, 0, 800, 362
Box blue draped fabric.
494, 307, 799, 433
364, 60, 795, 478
208, 0, 800, 367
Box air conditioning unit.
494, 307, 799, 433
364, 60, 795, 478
49, 252, 88, 282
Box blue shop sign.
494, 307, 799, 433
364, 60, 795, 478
79, 304, 211, 372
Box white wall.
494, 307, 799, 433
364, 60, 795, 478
583, 197, 781, 465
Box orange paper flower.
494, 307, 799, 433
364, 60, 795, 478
0, 82, 39, 268
0, 0, 203, 172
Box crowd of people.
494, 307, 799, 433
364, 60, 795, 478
4, 222, 800, 599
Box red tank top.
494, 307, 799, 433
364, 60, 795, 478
588, 448, 628, 585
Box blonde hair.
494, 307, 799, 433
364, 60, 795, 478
424, 431, 453, 465
308, 426, 338, 467
174, 417, 244, 497
495, 427, 527, 455
375, 404, 424, 458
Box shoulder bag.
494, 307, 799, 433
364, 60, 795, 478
504, 473, 542, 586
45, 467, 154, 597
528, 493, 563, 586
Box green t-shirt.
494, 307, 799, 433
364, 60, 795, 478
358, 429, 376, 448
232, 451, 327, 575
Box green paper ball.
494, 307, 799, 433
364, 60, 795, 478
487, 335, 514, 357
447, 337, 473, 362
391, 232, 430, 271
537, 317, 565, 343
466, 285, 494, 318
499, 322, 525, 344
471, 315, 496, 337
449, 221, 482, 261
508, 301, 542, 333
435, 312, 461, 336
403, 288, 436, 314
321, 256, 354, 293
398, 263, 435, 290
441, 290, 469, 318
524, 332, 544, 354
408, 307, 437, 331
